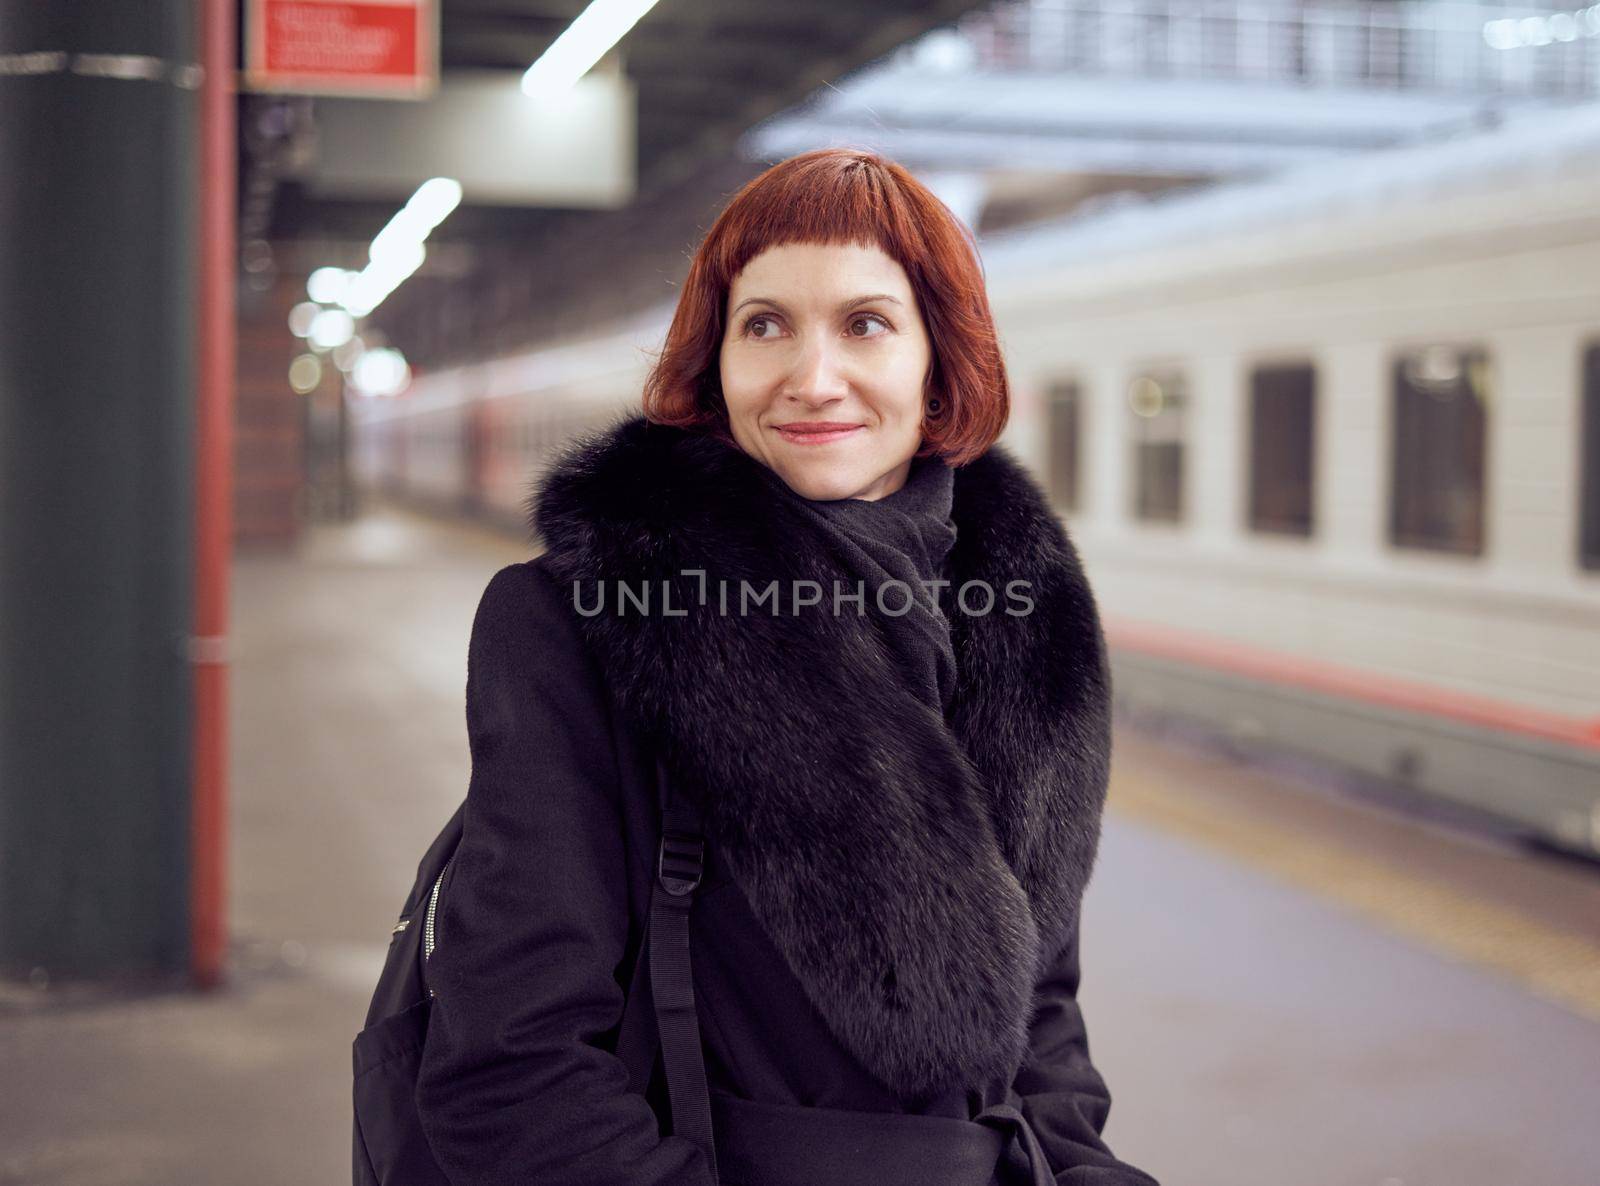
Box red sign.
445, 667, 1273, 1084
246, 0, 437, 99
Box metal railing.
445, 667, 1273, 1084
952, 0, 1600, 96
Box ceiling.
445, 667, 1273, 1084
260, 0, 994, 247
250, 0, 995, 362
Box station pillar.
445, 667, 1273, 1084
0, 4, 203, 978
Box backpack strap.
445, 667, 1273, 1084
616, 755, 674, 1092
615, 754, 719, 1182
616, 899, 655, 1094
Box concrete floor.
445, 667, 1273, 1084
2, 502, 1597, 1186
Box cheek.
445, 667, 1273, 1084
877, 349, 930, 416
717, 350, 745, 407
718, 349, 762, 403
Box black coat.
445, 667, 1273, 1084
414, 415, 1159, 1185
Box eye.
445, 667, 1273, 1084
847, 313, 891, 338
743, 313, 782, 339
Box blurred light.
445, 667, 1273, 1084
352, 348, 411, 397
288, 301, 320, 337
1128, 376, 1165, 418
1485, 7, 1600, 48
307, 266, 352, 304
369, 178, 461, 260
309, 308, 356, 350
242, 238, 274, 274
333, 334, 366, 373
343, 240, 426, 319
330, 177, 460, 319
911, 29, 975, 73
409, 178, 462, 227
521, 0, 662, 98
288, 353, 323, 394
1483, 19, 1520, 49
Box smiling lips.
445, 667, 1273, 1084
775, 422, 863, 446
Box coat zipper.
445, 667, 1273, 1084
424, 859, 450, 962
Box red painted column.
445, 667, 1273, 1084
193, 0, 237, 989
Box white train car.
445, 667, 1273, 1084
351, 106, 1600, 855
984, 106, 1600, 855
350, 310, 666, 529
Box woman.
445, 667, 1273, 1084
414, 149, 1160, 1186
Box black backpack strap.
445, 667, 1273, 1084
615, 754, 718, 1182
616, 756, 671, 1094
616, 900, 656, 1095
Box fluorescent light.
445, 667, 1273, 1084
1484, 6, 1600, 48
370, 177, 461, 260
521, 0, 661, 98
307, 267, 351, 304
345, 239, 427, 318
309, 308, 356, 350
321, 177, 461, 320
408, 177, 463, 225
352, 348, 411, 397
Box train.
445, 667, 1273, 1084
349, 104, 1600, 858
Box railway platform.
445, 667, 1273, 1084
2, 503, 1597, 1186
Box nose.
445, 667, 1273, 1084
783, 336, 848, 406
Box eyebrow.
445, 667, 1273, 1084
730, 293, 904, 317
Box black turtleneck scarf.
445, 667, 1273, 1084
759, 453, 959, 717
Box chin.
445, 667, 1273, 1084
773, 461, 866, 502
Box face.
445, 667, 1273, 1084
718, 241, 933, 502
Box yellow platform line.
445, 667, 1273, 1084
1108, 775, 1600, 1025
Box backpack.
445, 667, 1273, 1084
351, 757, 720, 1184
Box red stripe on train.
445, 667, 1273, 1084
1104, 618, 1600, 753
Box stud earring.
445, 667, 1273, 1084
927, 397, 942, 415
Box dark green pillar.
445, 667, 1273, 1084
0, 4, 198, 977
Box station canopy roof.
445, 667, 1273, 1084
262, 0, 992, 247
255, 0, 994, 358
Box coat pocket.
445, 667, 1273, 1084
352, 1000, 452, 1186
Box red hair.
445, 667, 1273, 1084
642, 148, 1008, 466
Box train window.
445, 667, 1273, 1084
1046, 380, 1083, 513
1128, 370, 1186, 523
1582, 343, 1600, 571
1248, 363, 1315, 536
1389, 346, 1488, 556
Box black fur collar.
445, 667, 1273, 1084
531, 413, 1110, 1102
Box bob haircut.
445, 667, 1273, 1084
642, 148, 1009, 466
